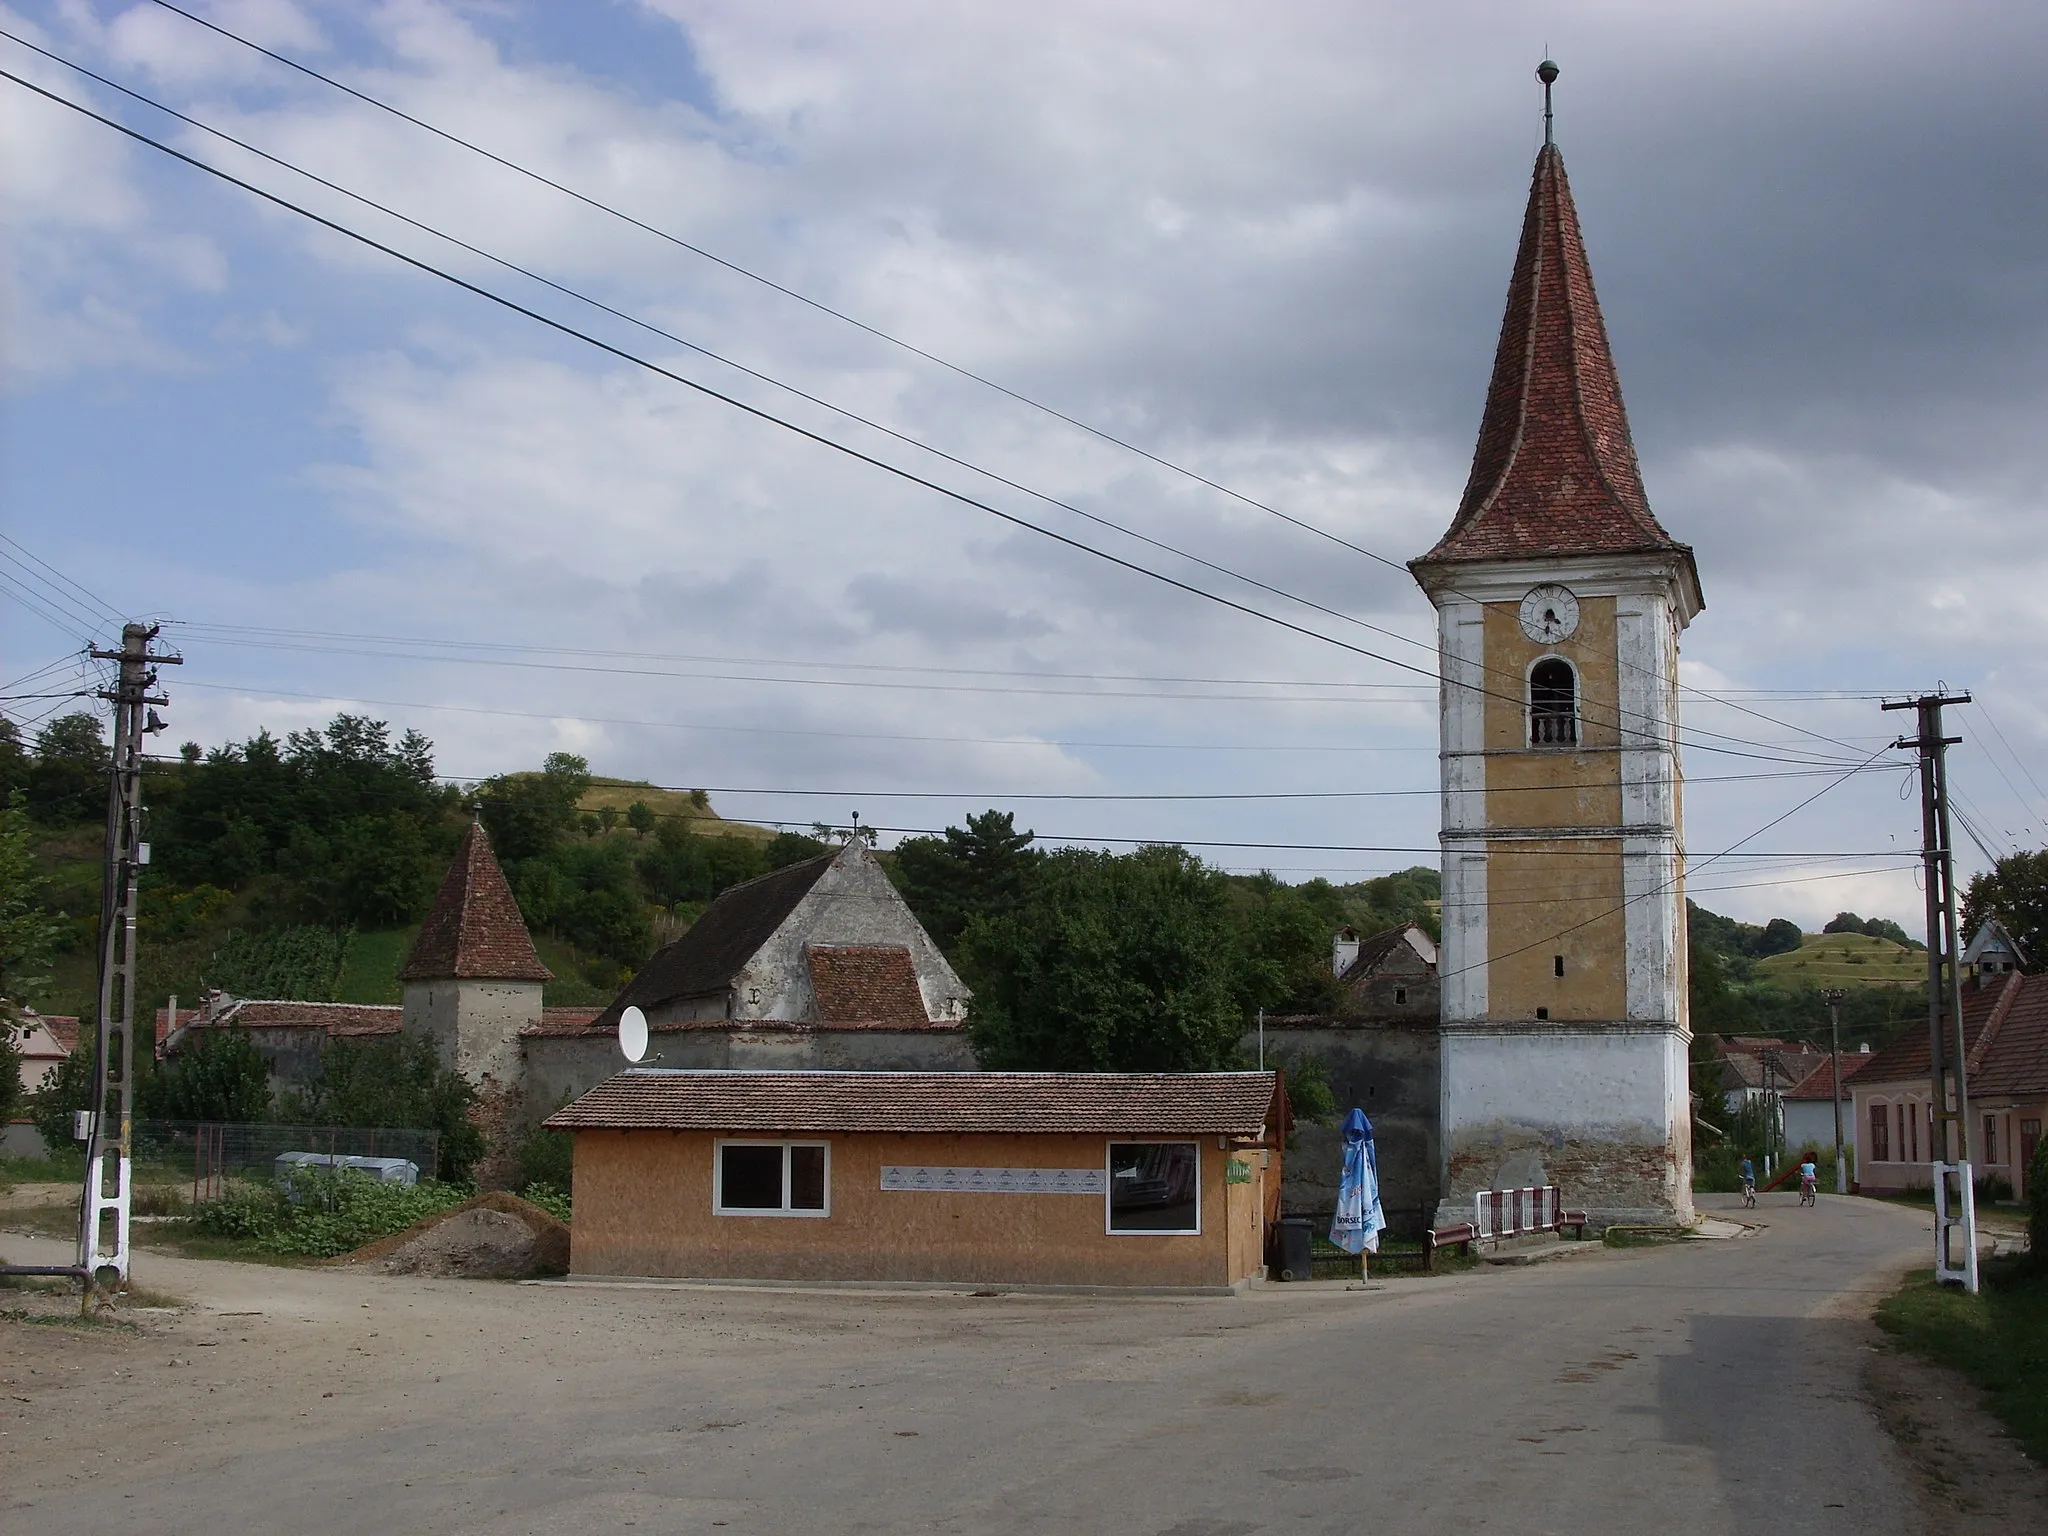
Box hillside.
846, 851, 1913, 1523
576, 778, 771, 842
1753, 931, 1926, 989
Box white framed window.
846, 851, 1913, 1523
714, 1140, 831, 1217
1527, 656, 1579, 748
1106, 1141, 1200, 1235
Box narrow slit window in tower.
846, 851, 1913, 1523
1530, 658, 1577, 746
1553, 955, 1565, 977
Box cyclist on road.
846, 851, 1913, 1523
1739, 1156, 1757, 1208
1799, 1156, 1819, 1205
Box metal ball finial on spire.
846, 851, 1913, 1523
1537, 58, 1559, 147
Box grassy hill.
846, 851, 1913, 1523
1754, 931, 1927, 989
577, 778, 772, 842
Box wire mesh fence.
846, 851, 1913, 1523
134, 1121, 441, 1202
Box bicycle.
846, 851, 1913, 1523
1741, 1181, 1757, 1209
1798, 1176, 1817, 1207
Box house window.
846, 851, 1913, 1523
715, 1141, 829, 1217
1529, 658, 1578, 747
1553, 955, 1565, 978
2022, 1120, 2043, 1182
1107, 1142, 1200, 1235
1869, 1102, 1889, 1163
1984, 1116, 1998, 1166
1394, 987, 1407, 1005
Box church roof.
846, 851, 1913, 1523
1417, 144, 1696, 575
397, 820, 553, 983
589, 851, 838, 1029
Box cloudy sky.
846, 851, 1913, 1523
5, 0, 2046, 931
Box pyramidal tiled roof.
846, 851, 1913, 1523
398, 820, 552, 983
1417, 144, 1696, 574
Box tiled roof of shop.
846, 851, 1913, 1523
807, 945, 932, 1026
398, 820, 552, 982
547, 1070, 1282, 1137
590, 853, 837, 1030
1417, 145, 1695, 574
1966, 972, 2048, 1099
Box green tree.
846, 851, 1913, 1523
29, 1038, 92, 1150
626, 800, 656, 839
963, 845, 1243, 1072
0, 793, 64, 1011
279, 1034, 485, 1183
474, 753, 590, 862
892, 810, 1041, 952
1961, 850, 2048, 963
27, 712, 107, 825
0, 718, 26, 802
1753, 918, 1804, 957
1226, 873, 1340, 1015
147, 1029, 273, 1122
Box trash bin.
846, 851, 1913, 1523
1273, 1216, 1315, 1281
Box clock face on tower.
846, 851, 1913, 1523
1518, 584, 1580, 644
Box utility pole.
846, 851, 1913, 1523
1883, 691, 1976, 1291
75, 622, 178, 1304
1822, 988, 1848, 1194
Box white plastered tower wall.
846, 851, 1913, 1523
1423, 554, 1698, 1229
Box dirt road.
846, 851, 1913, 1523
1, 1194, 2035, 1534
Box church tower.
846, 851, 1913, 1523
1411, 70, 1703, 1228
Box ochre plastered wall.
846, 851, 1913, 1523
570, 1129, 1268, 1289
1477, 596, 1627, 1021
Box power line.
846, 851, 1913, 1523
33, 25, 1876, 767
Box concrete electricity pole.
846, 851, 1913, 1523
1882, 691, 1976, 1291
75, 622, 179, 1303
1822, 988, 1848, 1194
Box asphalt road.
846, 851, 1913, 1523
2, 1193, 1940, 1535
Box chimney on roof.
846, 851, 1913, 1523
1333, 927, 1361, 978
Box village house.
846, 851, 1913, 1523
548, 1069, 1284, 1292
1251, 924, 1439, 1229
1850, 941, 2048, 1200
1780, 1048, 1874, 1157
4, 1010, 78, 1156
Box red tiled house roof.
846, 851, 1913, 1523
1847, 969, 2048, 1098
1413, 144, 1699, 589
398, 820, 551, 983
549, 1070, 1283, 1138
1784, 1052, 1875, 1101
806, 945, 930, 1026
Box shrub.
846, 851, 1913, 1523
520, 1183, 571, 1222
516, 1125, 573, 1192
188, 1169, 469, 1257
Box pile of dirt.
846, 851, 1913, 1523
337, 1191, 570, 1279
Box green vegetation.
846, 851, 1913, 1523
1876, 1258, 2048, 1465
1754, 931, 1926, 989
1962, 849, 2048, 963
187, 1168, 471, 1258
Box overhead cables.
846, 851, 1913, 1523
1, 59, 1869, 776
114, 11, 1876, 762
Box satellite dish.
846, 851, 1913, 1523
618, 1005, 649, 1064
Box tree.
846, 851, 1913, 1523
626, 801, 656, 839
892, 810, 1041, 952
1961, 850, 2048, 962
474, 753, 590, 862
148, 1030, 273, 1122
963, 845, 1243, 1072
1754, 918, 1804, 957
279, 1034, 485, 1183
1822, 912, 1865, 936
27, 712, 107, 825
0, 793, 63, 1012
1225, 873, 1340, 1015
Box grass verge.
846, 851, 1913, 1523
1875, 1256, 2048, 1465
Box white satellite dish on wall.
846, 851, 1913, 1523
619, 1005, 649, 1064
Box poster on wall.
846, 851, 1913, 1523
880, 1165, 1107, 1195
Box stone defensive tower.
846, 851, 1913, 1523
1410, 78, 1703, 1228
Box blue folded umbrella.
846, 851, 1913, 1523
1330, 1107, 1385, 1255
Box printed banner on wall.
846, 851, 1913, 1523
880, 1165, 1107, 1195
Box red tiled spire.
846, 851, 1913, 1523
1417, 145, 1694, 570
398, 820, 553, 983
